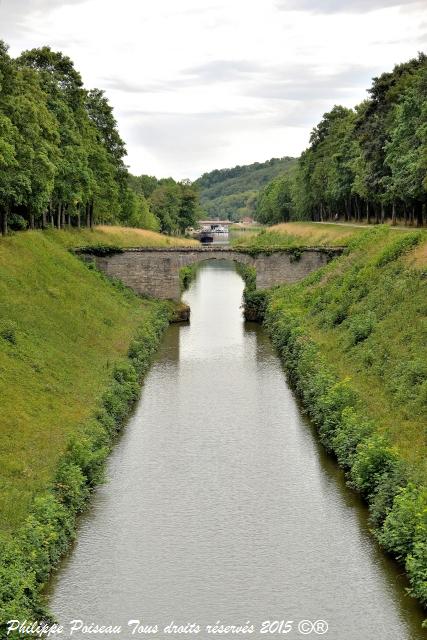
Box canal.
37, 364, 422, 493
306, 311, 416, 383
49, 260, 425, 639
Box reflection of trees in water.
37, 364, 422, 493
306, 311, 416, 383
155, 324, 181, 366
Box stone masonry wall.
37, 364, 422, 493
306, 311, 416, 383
92, 247, 338, 300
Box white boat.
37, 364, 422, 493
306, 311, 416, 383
211, 224, 228, 234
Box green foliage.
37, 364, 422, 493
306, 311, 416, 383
77, 244, 124, 256
349, 434, 400, 499
256, 171, 296, 225
146, 178, 200, 235
119, 187, 160, 231
379, 484, 427, 560
179, 264, 198, 291
332, 407, 374, 469
195, 157, 296, 222
263, 228, 427, 609
0, 319, 17, 344
374, 231, 423, 266
345, 311, 376, 347
235, 263, 268, 322
0, 40, 166, 234
257, 54, 427, 226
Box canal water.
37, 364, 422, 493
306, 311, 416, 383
49, 261, 425, 639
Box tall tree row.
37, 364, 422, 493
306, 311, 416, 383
0, 41, 201, 235
257, 53, 427, 226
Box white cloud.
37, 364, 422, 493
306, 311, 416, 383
275, 0, 424, 13
0, 0, 425, 179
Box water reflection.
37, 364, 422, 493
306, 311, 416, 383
49, 260, 425, 640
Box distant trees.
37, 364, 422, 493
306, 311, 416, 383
195, 157, 296, 221
147, 177, 200, 234
257, 53, 427, 226
0, 40, 200, 235
128, 173, 200, 234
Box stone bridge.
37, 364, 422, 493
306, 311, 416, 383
85, 246, 341, 300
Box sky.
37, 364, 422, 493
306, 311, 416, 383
0, 0, 425, 180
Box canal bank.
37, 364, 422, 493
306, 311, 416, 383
48, 260, 425, 639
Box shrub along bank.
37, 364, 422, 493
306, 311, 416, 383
0, 229, 172, 633
251, 226, 426, 614
179, 264, 199, 291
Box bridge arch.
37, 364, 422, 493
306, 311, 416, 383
85, 247, 339, 300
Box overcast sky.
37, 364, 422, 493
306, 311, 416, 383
0, 0, 425, 179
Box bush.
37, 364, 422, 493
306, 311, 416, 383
332, 407, 374, 469
316, 379, 357, 449
345, 311, 376, 347
243, 288, 268, 321
369, 460, 408, 528
379, 484, 427, 559
77, 244, 125, 257
406, 537, 427, 607
179, 264, 198, 291
20, 494, 75, 583
54, 460, 89, 513
349, 434, 400, 500
8, 213, 28, 231
0, 320, 17, 345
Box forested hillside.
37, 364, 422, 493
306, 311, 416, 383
0, 41, 199, 236
195, 157, 296, 221
257, 53, 427, 226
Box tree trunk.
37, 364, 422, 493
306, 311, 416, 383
77, 205, 81, 229
61, 204, 66, 228
89, 201, 94, 229
86, 203, 90, 228
57, 203, 62, 229
29, 210, 35, 230
380, 203, 385, 224
416, 202, 425, 228
42, 209, 47, 229
391, 201, 397, 226
366, 200, 370, 224
1, 205, 8, 236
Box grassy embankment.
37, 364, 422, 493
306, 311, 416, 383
41, 224, 198, 249
232, 221, 372, 251
0, 226, 194, 628
242, 223, 427, 612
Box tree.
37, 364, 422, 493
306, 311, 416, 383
256, 173, 295, 224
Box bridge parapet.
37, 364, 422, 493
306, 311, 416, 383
82, 246, 341, 300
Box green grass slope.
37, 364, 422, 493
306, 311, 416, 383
195, 157, 296, 221
0, 228, 172, 538
263, 226, 427, 609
